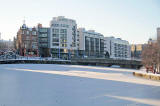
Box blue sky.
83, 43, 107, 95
0, 0, 160, 44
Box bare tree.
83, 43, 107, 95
142, 41, 160, 74
0, 42, 7, 50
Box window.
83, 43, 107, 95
52, 29, 59, 34
52, 43, 59, 46
61, 39, 67, 43
27, 31, 30, 35
32, 31, 37, 35
60, 34, 67, 38
32, 42, 38, 49
39, 28, 48, 32
52, 24, 59, 27
52, 38, 59, 42
32, 37, 37, 42
22, 30, 25, 34
52, 34, 59, 37
40, 43, 47, 47
39, 38, 48, 42
39, 33, 47, 37
26, 36, 30, 40
60, 29, 67, 33
60, 24, 69, 28
61, 44, 67, 47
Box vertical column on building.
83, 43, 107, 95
99, 38, 100, 57
94, 38, 96, 57
88, 37, 90, 57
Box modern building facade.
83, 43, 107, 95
104, 37, 131, 59
15, 23, 39, 56
37, 24, 50, 57
50, 16, 77, 59
77, 28, 104, 58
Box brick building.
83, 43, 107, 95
15, 23, 39, 56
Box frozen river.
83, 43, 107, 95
0, 64, 160, 106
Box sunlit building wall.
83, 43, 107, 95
50, 16, 77, 59
104, 37, 131, 59
77, 28, 104, 58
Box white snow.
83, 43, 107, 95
0, 64, 160, 106
134, 70, 160, 77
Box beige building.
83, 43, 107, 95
131, 44, 145, 59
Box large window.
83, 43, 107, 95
32, 37, 37, 42
39, 38, 48, 42
39, 28, 48, 32
85, 37, 90, 51
52, 24, 59, 27
52, 43, 59, 46
52, 38, 59, 42
32, 42, 38, 49
61, 44, 67, 47
39, 33, 47, 37
22, 30, 25, 34
52, 34, 59, 38
61, 39, 67, 42
32, 31, 37, 35
52, 29, 59, 34
26, 31, 30, 35
90, 38, 94, 52
40, 43, 48, 47
60, 29, 67, 33
95, 38, 99, 52
60, 34, 67, 38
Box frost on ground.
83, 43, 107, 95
0, 64, 160, 106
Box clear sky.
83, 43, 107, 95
0, 0, 160, 44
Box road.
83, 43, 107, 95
0, 64, 160, 106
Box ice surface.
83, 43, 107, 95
0, 64, 160, 106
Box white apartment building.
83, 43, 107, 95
77, 28, 104, 58
104, 37, 131, 59
50, 16, 77, 59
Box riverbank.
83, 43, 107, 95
133, 71, 160, 81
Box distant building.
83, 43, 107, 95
37, 24, 50, 57
157, 27, 160, 41
77, 28, 104, 58
0, 39, 14, 55
131, 44, 145, 59
15, 23, 39, 56
104, 37, 131, 59
148, 38, 156, 44
50, 16, 77, 59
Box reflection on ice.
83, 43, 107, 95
8, 67, 160, 87
105, 95, 160, 106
